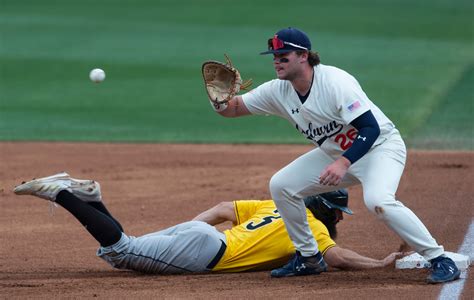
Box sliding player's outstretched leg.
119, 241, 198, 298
13, 172, 123, 247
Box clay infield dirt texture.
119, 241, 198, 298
1, 143, 472, 298
1, 1, 472, 298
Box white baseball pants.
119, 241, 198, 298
269, 130, 444, 260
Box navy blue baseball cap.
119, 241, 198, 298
260, 27, 312, 55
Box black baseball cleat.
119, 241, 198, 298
426, 255, 461, 284
271, 251, 327, 277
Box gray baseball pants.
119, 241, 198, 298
97, 221, 226, 274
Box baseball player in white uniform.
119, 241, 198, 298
209, 27, 460, 283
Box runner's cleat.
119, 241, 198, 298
13, 172, 102, 202
271, 251, 327, 277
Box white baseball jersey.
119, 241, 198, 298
242, 64, 396, 159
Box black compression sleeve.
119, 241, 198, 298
342, 110, 380, 164
88, 202, 124, 232
55, 191, 123, 247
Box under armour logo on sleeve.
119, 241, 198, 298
357, 135, 367, 141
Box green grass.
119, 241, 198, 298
408, 64, 473, 150
1, 0, 473, 147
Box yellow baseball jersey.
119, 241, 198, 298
212, 200, 336, 272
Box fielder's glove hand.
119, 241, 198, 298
202, 54, 252, 110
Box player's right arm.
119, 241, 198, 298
323, 246, 406, 269
213, 96, 252, 118
211, 80, 280, 118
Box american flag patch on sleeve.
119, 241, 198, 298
347, 101, 361, 112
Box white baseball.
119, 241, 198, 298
89, 68, 106, 83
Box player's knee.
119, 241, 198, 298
269, 173, 287, 202
363, 191, 395, 215
363, 190, 407, 221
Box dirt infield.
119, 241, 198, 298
1, 142, 472, 299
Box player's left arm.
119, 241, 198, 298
324, 246, 405, 269
342, 110, 380, 163
192, 202, 237, 225
320, 110, 380, 186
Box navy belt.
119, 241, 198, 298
206, 240, 226, 269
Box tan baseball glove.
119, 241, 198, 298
202, 54, 252, 104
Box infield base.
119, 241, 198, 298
396, 251, 471, 271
